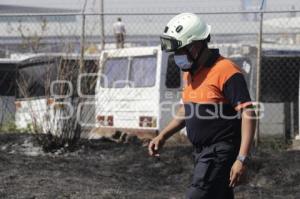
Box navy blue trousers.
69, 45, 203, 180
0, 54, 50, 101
186, 141, 239, 199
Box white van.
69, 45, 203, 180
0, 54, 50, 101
94, 46, 183, 136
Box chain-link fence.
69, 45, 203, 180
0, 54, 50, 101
0, 10, 299, 142
260, 11, 300, 141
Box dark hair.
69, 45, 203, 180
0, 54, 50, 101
117, 17, 122, 21
192, 35, 210, 48
200, 34, 210, 48
206, 34, 211, 43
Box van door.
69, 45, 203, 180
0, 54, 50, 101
159, 53, 183, 131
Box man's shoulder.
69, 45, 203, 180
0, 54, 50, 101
212, 56, 241, 75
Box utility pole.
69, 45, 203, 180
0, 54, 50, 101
100, 0, 105, 50
255, 0, 265, 147
80, 0, 87, 74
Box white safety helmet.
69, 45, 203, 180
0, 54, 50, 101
160, 13, 211, 52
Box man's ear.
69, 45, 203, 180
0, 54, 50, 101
189, 42, 203, 58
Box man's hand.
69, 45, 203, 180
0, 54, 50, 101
148, 135, 165, 157
229, 160, 247, 187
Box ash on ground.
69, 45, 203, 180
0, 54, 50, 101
0, 133, 299, 199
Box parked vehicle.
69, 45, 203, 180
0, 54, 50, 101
15, 53, 99, 134
94, 46, 183, 136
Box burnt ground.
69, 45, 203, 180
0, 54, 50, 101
0, 133, 300, 199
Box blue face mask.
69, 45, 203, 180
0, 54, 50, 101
173, 54, 193, 71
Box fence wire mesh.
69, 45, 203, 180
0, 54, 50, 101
0, 11, 299, 142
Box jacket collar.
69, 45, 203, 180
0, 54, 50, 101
190, 48, 220, 76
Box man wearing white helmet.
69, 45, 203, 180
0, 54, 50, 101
148, 13, 256, 199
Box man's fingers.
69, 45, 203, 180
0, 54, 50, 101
232, 182, 236, 187
148, 140, 160, 156
229, 172, 237, 187
232, 173, 240, 187
148, 141, 154, 155
230, 178, 236, 187
154, 143, 159, 150
153, 142, 160, 155
230, 172, 243, 187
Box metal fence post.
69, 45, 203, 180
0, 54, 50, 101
255, 10, 264, 147
80, 13, 86, 74
100, 0, 105, 50
297, 70, 300, 140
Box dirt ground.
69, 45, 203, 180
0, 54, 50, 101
0, 133, 300, 199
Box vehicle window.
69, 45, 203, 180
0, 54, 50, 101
0, 68, 16, 96
17, 62, 57, 99
130, 56, 156, 87
101, 58, 128, 88
165, 54, 181, 88
78, 60, 98, 95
